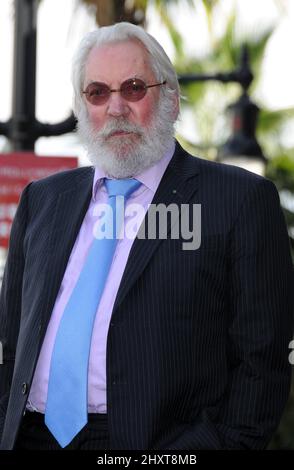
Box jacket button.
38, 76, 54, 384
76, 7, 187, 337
21, 382, 28, 395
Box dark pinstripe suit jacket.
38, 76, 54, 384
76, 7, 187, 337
0, 142, 293, 450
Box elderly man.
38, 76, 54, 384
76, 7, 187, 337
0, 22, 293, 451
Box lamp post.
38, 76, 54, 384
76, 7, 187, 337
178, 46, 267, 175
0, 0, 76, 152
217, 91, 267, 176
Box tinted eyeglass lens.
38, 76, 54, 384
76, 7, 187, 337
120, 79, 147, 101
86, 83, 110, 105
84, 78, 150, 105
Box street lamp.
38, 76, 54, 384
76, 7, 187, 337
217, 90, 267, 176
217, 46, 267, 176
178, 45, 267, 176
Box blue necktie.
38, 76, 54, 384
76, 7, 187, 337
45, 178, 141, 448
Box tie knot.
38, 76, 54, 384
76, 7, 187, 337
105, 178, 141, 199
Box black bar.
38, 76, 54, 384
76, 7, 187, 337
10, 0, 38, 150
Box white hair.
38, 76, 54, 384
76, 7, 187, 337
71, 22, 180, 119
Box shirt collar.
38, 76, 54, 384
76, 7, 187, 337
92, 140, 175, 201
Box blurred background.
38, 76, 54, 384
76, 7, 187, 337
0, 0, 293, 449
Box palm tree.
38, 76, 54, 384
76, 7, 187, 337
74, 0, 148, 26
74, 0, 220, 28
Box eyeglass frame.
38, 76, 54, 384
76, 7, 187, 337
82, 77, 167, 105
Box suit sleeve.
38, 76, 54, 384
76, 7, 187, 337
165, 178, 294, 450
0, 183, 31, 440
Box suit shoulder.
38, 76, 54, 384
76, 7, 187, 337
193, 154, 275, 194
176, 142, 264, 186
173, 142, 274, 197
29, 166, 94, 192
179, 148, 278, 210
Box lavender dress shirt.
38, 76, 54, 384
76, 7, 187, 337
27, 142, 175, 413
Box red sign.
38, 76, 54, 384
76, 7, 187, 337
0, 153, 78, 248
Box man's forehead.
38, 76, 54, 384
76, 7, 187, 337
84, 40, 155, 84
92, 39, 148, 57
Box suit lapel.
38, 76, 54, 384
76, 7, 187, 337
41, 168, 94, 328
113, 142, 200, 311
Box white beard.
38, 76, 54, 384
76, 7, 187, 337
77, 95, 176, 178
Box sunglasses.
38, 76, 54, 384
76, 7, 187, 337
82, 78, 167, 105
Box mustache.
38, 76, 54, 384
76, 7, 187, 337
96, 118, 144, 139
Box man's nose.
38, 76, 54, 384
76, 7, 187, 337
106, 92, 130, 117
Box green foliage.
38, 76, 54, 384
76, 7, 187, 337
266, 153, 294, 190
154, 4, 185, 57
259, 109, 294, 135
171, 9, 279, 153
266, 153, 294, 259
